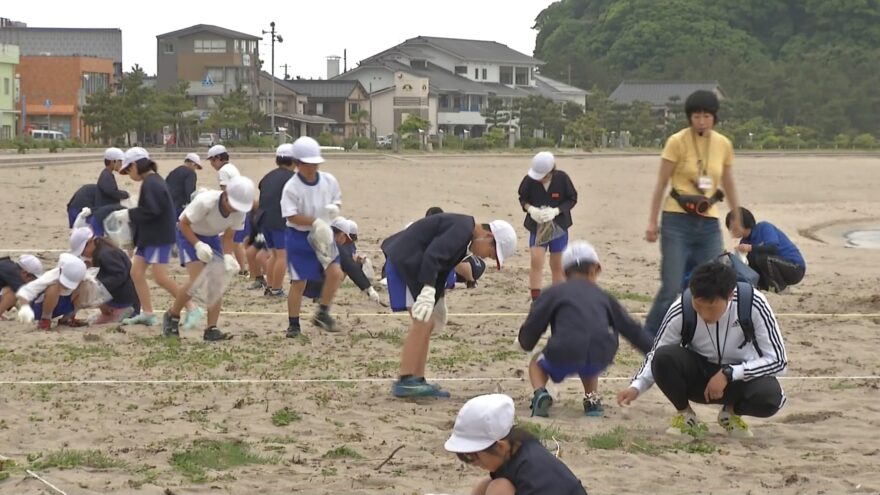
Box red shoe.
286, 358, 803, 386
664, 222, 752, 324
38, 319, 52, 330
60, 316, 89, 328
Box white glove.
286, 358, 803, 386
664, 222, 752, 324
223, 254, 240, 275
73, 208, 92, 229
310, 218, 334, 247
111, 209, 130, 224
541, 207, 560, 223
255, 233, 266, 244
364, 287, 381, 305
324, 204, 340, 220
527, 205, 543, 222
80, 207, 92, 217
17, 304, 35, 323
194, 241, 214, 263
433, 296, 448, 332
411, 286, 436, 322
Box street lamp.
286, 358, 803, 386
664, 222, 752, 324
262, 22, 283, 145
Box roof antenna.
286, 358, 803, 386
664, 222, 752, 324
343, 49, 347, 73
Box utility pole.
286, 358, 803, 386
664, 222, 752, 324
280, 64, 291, 80
262, 22, 284, 144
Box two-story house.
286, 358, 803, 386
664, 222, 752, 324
0, 44, 19, 140
279, 79, 369, 140
156, 25, 261, 112
258, 72, 335, 139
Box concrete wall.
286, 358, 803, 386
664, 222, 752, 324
370, 89, 394, 137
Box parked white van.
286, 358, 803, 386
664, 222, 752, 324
30, 129, 67, 141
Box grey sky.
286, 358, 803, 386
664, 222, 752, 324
4, 0, 553, 78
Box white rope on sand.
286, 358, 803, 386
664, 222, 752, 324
0, 376, 876, 386
191, 310, 880, 318
25, 469, 67, 495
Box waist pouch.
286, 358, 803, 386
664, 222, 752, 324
671, 189, 725, 216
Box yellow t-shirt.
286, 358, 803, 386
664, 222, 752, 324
661, 128, 734, 218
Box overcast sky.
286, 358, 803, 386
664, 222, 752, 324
4, 0, 553, 78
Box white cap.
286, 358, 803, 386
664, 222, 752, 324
276, 143, 295, 158
347, 220, 359, 236
331, 216, 352, 238
69, 227, 95, 257
121, 147, 150, 171
185, 153, 202, 168
207, 144, 228, 159
562, 240, 600, 271
444, 394, 515, 453
58, 253, 87, 290
488, 220, 517, 270
17, 254, 44, 277
528, 151, 555, 180
226, 176, 255, 213
292, 136, 324, 164
104, 147, 125, 161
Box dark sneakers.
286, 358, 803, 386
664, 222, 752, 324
203, 326, 232, 341
391, 377, 451, 398
583, 392, 604, 417
312, 310, 338, 332
285, 324, 301, 338
530, 387, 553, 417
162, 311, 180, 338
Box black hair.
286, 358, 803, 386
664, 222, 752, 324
133, 158, 158, 175
564, 261, 598, 278
454, 426, 536, 464
276, 156, 294, 167
685, 90, 720, 122
214, 152, 230, 162
688, 261, 737, 300
104, 159, 114, 167
725, 207, 756, 230
91, 236, 117, 256
425, 206, 444, 217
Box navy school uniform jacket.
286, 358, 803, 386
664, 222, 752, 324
518, 279, 654, 367
491, 439, 588, 495
381, 213, 474, 299
68, 184, 98, 212
94, 168, 130, 209
165, 165, 197, 212
128, 174, 177, 248
92, 240, 138, 307
0, 257, 25, 292
259, 167, 296, 231
517, 170, 577, 232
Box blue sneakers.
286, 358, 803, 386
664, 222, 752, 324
391, 377, 451, 398
530, 387, 553, 417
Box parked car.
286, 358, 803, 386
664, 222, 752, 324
198, 133, 218, 147
376, 135, 392, 148
29, 129, 67, 140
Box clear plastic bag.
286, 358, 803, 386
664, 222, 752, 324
103, 214, 133, 249
187, 258, 230, 307
535, 220, 566, 246
361, 257, 376, 281
76, 268, 113, 308
308, 232, 339, 269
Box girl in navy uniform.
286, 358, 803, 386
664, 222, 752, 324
69, 227, 138, 324
93, 147, 130, 236
0, 255, 43, 315
518, 151, 578, 302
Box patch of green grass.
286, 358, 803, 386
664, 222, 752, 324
261, 435, 297, 444
829, 381, 858, 390
184, 409, 210, 424
364, 360, 398, 376
138, 340, 267, 371
518, 422, 571, 442
350, 330, 405, 346
586, 426, 627, 450
310, 391, 333, 408
671, 440, 716, 454
0, 348, 29, 365
490, 349, 523, 362
271, 408, 302, 426
606, 289, 653, 303
29, 450, 125, 470
169, 439, 278, 482
127, 466, 158, 489
57, 344, 118, 363
321, 466, 338, 477
322, 445, 363, 459
628, 437, 668, 456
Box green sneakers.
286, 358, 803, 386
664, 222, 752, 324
666, 411, 707, 436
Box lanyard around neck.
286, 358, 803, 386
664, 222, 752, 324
691, 129, 711, 176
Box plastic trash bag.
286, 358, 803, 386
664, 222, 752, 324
187, 258, 230, 307
77, 267, 113, 308
73, 208, 92, 230
308, 232, 339, 269
121, 194, 137, 209
361, 257, 376, 281
534, 220, 565, 246
103, 214, 133, 249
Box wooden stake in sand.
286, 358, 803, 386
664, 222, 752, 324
26, 469, 67, 495
375, 445, 405, 471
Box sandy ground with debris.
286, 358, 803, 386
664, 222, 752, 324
1, 152, 879, 494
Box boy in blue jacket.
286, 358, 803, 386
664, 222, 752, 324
726, 207, 805, 293
519, 240, 654, 417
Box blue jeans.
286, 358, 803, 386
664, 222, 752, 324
644, 212, 723, 336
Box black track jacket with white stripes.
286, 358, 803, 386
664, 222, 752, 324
630, 286, 788, 394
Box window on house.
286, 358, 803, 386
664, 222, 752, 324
163, 43, 175, 54
453, 96, 463, 110
3, 77, 9, 95
439, 95, 449, 108
194, 39, 226, 53
412, 60, 427, 69
234, 40, 240, 53
500, 66, 513, 85
454, 66, 467, 75
349, 103, 360, 115
1, 125, 10, 140
515, 67, 529, 85
474, 68, 479, 79
482, 68, 487, 80
205, 68, 225, 83
316, 103, 324, 115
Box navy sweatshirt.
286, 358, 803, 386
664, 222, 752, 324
94, 168, 130, 209
259, 167, 296, 230
517, 170, 577, 232
491, 439, 588, 495
518, 279, 654, 366
0, 258, 25, 292
381, 213, 474, 299
128, 173, 177, 248
165, 165, 197, 211
68, 184, 98, 212
92, 240, 138, 307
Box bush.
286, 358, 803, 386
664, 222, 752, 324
484, 128, 507, 148
402, 137, 421, 150
852, 133, 877, 149
343, 137, 374, 150
462, 137, 490, 150
760, 135, 781, 149
438, 135, 462, 150
317, 132, 335, 147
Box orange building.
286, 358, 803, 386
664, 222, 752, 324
16, 56, 114, 141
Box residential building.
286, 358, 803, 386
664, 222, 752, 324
339, 35, 588, 138
0, 26, 123, 80
279, 79, 369, 140
16, 55, 114, 141
156, 25, 260, 112
258, 72, 334, 139
609, 80, 726, 111
0, 44, 19, 140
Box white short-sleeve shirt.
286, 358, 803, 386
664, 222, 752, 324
218, 163, 241, 187
280, 172, 342, 231
181, 190, 246, 236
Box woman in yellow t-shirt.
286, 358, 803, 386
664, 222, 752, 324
643, 90, 742, 336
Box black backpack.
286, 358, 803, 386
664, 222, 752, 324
680, 281, 763, 357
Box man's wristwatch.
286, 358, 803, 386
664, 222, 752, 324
721, 365, 734, 382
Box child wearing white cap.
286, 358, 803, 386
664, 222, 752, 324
444, 394, 588, 495
381, 213, 517, 398
0, 255, 43, 315
110, 148, 184, 328
518, 241, 654, 417
303, 217, 382, 305
280, 136, 344, 337
166, 153, 202, 218
92, 147, 130, 235
518, 151, 578, 302
69, 227, 138, 324
15, 253, 88, 330
256, 143, 297, 296
207, 144, 249, 276
163, 175, 256, 341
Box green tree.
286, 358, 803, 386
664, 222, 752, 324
204, 88, 252, 139
156, 81, 196, 147
517, 96, 565, 142
120, 64, 161, 145
481, 97, 517, 130
81, 88, 127, 145
350, 109, 370, 137
397, 114, 431, 135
